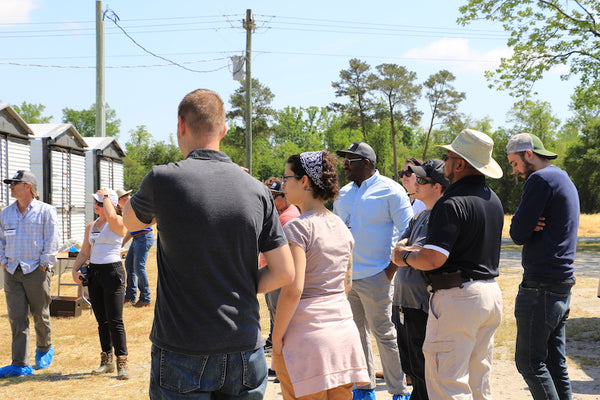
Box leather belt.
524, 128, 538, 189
131, 229, 152, 238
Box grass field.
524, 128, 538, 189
0, 214, 598, 398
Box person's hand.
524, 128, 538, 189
72, 267, 84, 284
534, 217, 546, 232
392, 245, 408, 266
96, 188, 109, 198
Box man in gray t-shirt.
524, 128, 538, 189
123, 89, 294, 399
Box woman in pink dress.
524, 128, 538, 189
273, 150, 368, 400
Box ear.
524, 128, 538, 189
219, 124, 228, 140
177, 116, 186, 137
300, 175, 311, 189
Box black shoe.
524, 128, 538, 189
273, 377, 280, 384
268, 368, 276, 377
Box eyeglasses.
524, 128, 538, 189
416, 176, 436, 185
399, 170, 413, 178
343, 158, 364, 165
8, 182, 25, 187
271, 193, 284, 199
95, 201, 104, 207
442, 154, 462, 162
282, 175, 300, 183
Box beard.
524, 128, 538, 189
520, 159, 536, 179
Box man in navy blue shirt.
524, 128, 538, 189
507, 133, 580, 400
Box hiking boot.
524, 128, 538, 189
116, 356, 129, 380
91, 352, 115, 375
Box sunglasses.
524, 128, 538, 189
442, 154, 462, 162
416, 176, 436, 185
399, 170, 413, 178
95, 201, 104, 207
271, 193, 284, 199
343, 158, 364, 165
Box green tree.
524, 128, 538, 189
13, 102, 52, 123
458, 0, 600, 97
507, 99, 561, 143
422, 70, 466, 159
123, 125, 183, 191
227, 78, 276, 140
62, 104, 121, 137
331, 58, 378, 141
372, 64, 422, 180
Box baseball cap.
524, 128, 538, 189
409, 159, 450, 189
269, 180, 284, 193
91, 190, 119, 207
116, 188, 132, 198
336, 142, 377, 164
4, 170, 37, 185
506, 133, 558, 159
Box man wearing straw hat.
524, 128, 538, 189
392, 129, 504, 399
506, 133, 579, 400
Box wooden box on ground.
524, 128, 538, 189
50, 296, 84, 317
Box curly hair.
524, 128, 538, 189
287, 150, 339, 201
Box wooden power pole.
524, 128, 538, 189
243, 9, 255, 174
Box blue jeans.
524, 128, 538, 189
125, 231, 154, 303
514, 279, 574, 400
149, 345, 268, 399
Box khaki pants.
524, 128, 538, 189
273, 353, 353, 400
423, 280, 503, 400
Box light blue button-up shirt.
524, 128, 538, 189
0, 199, 59, 274
334, 171, 413, 280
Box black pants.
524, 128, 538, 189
88, 262, 128, 357
393, 305, 429, 400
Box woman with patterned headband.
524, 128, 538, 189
272, 150, 368, 399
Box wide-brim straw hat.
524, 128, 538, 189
436, 129, 503, 179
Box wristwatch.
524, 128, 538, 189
402, 251, 412, 267
103, 194, 109, 199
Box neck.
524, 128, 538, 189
17, 197, 34, 214
422, 195, 442, 210
297, 196, 327, 215
354, 170, 375, 187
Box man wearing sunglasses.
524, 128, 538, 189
0, 170, 59, 378
392, 159, 449, 400
334, 142, 413, 400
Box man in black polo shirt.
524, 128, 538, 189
122, 89, 295, 399
392, 129, 504, 400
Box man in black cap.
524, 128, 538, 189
392, 159, 449, 400
0, 170, 59, 377
334, 142, 413, 400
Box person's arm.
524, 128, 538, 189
71, 223, 93, 283
40, 206, 59, 270
122, 233, 132, 247
0, 213, 7, 269
123, 199, 155, 232
510, 175, 551, 245
391, 246, 447, 271
271, 242, 306, 355
258, 244, 295, 294
97, 189, 128, 237
344, 255, 353, 295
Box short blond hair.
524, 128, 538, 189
178, 89, 225, 137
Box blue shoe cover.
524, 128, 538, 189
392, 394, 411, 400
0, 364, 34, 378
353, 389, 376, 400
35, 346, 54, 369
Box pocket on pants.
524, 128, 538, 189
422, 339, 456, 378
157, 348, 210, 393
544, 289, 571, 328
241, 347, 267, 389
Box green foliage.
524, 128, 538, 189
422, 70, 466, 159
227, 78, 276, 140
123, 125, 183, 191
507, 99, 560, 143
12, 101, 52, 123
331, 58, 378, 141
458, 0, 600, 97
62, 104, 121, 137
564, 120, 600, 213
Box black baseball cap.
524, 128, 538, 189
336, 142, 377, 164
269, 180, 284, 193
4, 170, 37, 185
409, 159, 450, 188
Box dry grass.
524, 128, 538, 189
1, 243, 599, 398
502, 213, 600, 238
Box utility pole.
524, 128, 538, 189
95, 1, 106, 137
243, 9, 254, 174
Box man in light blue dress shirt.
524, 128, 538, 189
334, 142, 413, 400
0, 170, 59, 378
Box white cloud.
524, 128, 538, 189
0, 0, 38, 25
403, 38, 512, 73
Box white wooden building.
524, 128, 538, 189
29, 123, 88, 245
84, 137, 126, 224
0, 104, 33, 209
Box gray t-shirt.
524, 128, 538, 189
130, 149, 288, 355
393, 210, 431, 312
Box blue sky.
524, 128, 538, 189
0, 0, 576, 146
